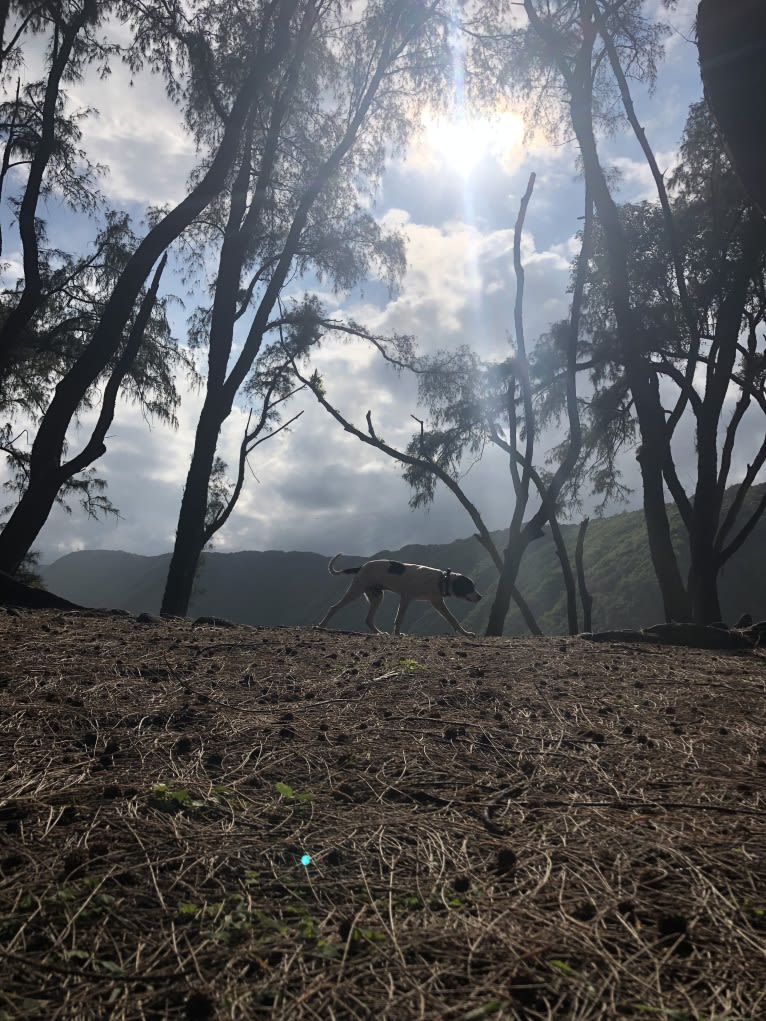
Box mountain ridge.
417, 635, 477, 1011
40, 485, 766, 634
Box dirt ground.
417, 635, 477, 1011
1, 607, 765, 1020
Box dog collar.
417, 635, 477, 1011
440, 569, 452, 597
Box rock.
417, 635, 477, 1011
192, 616, 237, 629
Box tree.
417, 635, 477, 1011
556, 101, 766, 623
0, 213, 190, 529
483, 173, 587, 635
0, 0, 109, 365
0, 0, 305, 575
506, 0, 692, 623
201, 383, 305, 552
292, 171, 591, 637
160, 0, 448, 616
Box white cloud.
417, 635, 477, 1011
608, 150, 680, 203
70, 62, 196, 207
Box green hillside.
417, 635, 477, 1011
463, 484, 765, 634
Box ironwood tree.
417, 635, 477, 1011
159, 0, 449, 617
0, 0, 306, 575
494, 0, 692, 623
543, 100, 766, 624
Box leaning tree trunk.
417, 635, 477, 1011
570, 93, 691, 623
0, 255, 167, 575
160, 404, 226, 617
0, 472, 64, 575
485, 527, 541, 636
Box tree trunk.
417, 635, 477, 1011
686, 238, 758, 624
0, 471, 64, 575
485, 543, 526, 637
160, 405, 226, 617
522, 0, 691, 624
636, 437, 691, 622
688, 557, 723, 625
697, 0, 766, 217
550, 513, 578, 635
575, 518, 593, 633
485, 524, 544, 635
570, 94, 691, 623
687, 408, 723, 625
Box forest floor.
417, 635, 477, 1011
0, 607, 765, 1021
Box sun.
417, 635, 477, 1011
420, 107, 525, 177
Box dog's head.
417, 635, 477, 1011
451, 573, 482, 602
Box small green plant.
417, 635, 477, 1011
148, 783, 201, 813
398, 658, 424, 674
274, 781, 313, 804
346, 924, 385, 945
549, 959, 578, 977
148, 782, 246, 815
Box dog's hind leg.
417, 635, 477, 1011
364, 586, 384, 633
318, 583, 362, 628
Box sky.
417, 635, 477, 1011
6, 0, 755, 567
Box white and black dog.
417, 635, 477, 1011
318, 554, 482, 636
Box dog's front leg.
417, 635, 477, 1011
432, 597, 476, 637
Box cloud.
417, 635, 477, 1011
3, 188, 582, 568
70, 62, 196, 207
606, 150, 680, 203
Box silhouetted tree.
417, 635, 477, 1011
502, 0, 692, 623
547, 101, 766, 623
0, 0, 305, 574
160, 0, 449, 616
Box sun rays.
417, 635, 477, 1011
419, 107, 526, 178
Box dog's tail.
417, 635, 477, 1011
328, 553, 360, 576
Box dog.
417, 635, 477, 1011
318, 554, 482, 636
